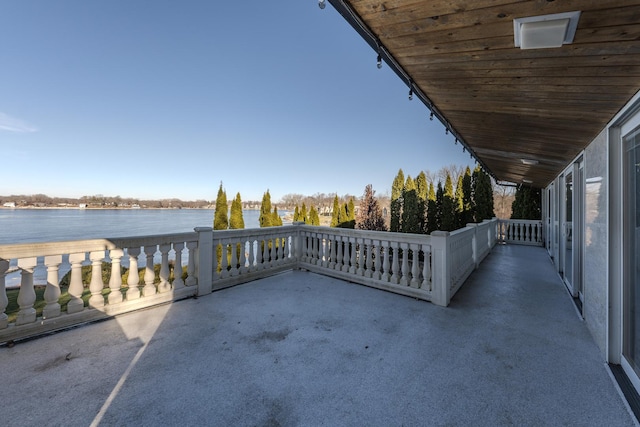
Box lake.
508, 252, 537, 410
0, 208, 290, 245
0, 208, 290, 287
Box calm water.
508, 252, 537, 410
0, 208, 282, 245
0, 208, 289, 287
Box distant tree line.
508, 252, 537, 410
0, 194, 212, 209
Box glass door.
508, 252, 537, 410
623, 125, 640, 383
564, 171, 574, 289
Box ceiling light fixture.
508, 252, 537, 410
522, 179, 533, 184
514, 11, 581, 49
408, 84, 413, 101
377, 53, 382, 69
521, 158, 539, 165
429, 112, 434, 121
318, 0, 326, 9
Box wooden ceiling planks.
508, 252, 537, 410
339, 0, 640, 186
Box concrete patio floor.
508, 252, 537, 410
2, 244, 637, 426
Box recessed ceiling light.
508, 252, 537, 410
522, 179, 533, 184
521, 158, 539, 165
514, 11, 581, 49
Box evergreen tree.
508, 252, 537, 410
356, 184, 387, 231
293, 205, 300, 222
426, 182, 438, 233
511, 186, 542, 219
348, 198, 356, 224
259, 190, 273, 227
435, 181, 444, 231
441, 173, 456, 231
472, 166, 495, 221
272, 207, 283, 226
229, 192, 244, 229
416, 171, 428, 234
300, 203, 308, 224
338, 202, 351, 228
401, 176, 421, 234
461, 166, 474, 225
455, 174, 465, 228
308, 206, 320, 225
330, 195, 340, 227
213, 183, 228, 230
390, 169, 404, 232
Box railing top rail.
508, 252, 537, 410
211, 225, 298, 239
298, 225, 432, 244
0, 231, 199, 259
498, 219, 543, 224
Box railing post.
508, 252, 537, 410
430, 231, 451, 307
466, 223, 479, 268
293, 222, 304, 269
195, 227, 213, 296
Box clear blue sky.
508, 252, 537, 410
0, 1, 475, 202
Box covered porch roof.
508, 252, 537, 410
327, 0, 640, 187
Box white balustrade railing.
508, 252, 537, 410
498, 219, 544, 246
0, 231, 204, 342
0, 219, 500, 342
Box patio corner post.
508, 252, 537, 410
194, 227, 213, 296
430, 231, 451, 307
293, 222, 304, 269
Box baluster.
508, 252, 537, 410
390, 243, 400, 284
410, 243, 420, 288
255, 240, 264, 270
157, 244, 171, 292
172, 243, 185, 289
333, 236, 344, 271
341, 236, 350, 272
220, 242, 230, 278
126, 248, 141, 300
143, 246, 157, 296
185, 241, 197, 286
0, 259, 9, 328
270, 237, 277, 267
309, 233, 316, 264
249, 240, 257, 270
16, 257, 37, 325
381, 241, 390, 282
262, 238, 270, 269
229, 240, 239, 277
67, 253, 86, 314
372, 240, 381, 280
349, 237, 357, 274
364, 239, 373, 278
422, 245, 431, 290
400, 243, 410, 286
43, 255, 62, 318
356, 238, 364, 276
239, 240, 248, 273
89, 251, 106, 308
107, 249, 124, 303
329, 237, 337, 269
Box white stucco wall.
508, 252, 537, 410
584, 128, 608, 359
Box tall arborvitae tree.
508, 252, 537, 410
213, 183, 228, 230
511, 186, 542, 220
441, 173, 456, 231
347, 198, 356, 226
455, 174, 465, 229
308, 206, 320, 225
461, 166, 474, 225
300, 203, 308, 224
390, 169, 404, 232
416, 171, 428, 234
293, 205, 300, 222
426, 182, 438, 233
435, 181, 444, 231
356, 184, 387, 231
473, 166, 495, 221
401, 176, 421, 234
330, 195, 340, 227
229, 192, 244, 229
259, 190, 273, 227
272, 207, 283, 226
